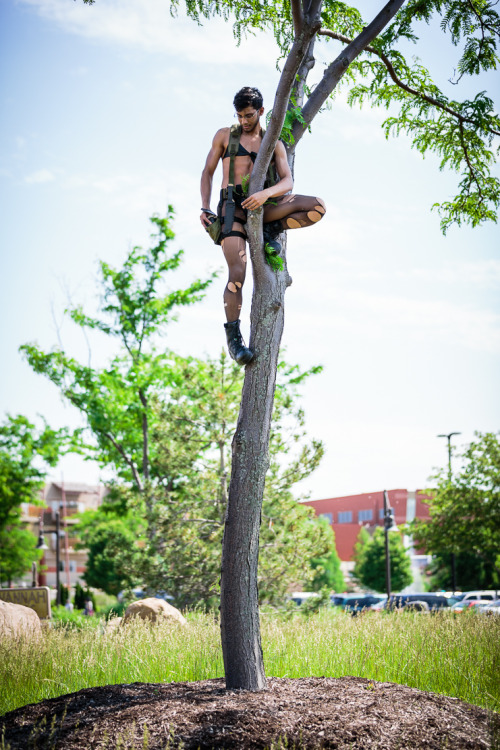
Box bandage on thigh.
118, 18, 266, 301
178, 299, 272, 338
263, 194, 326, 230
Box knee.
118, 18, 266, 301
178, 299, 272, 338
305, 198, 326, 225
226, 280, 243, 295
315, 197, 326, 216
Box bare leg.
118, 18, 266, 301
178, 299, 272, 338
222, 231, 247, 321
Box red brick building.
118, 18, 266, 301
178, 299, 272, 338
303, 489, 430, 562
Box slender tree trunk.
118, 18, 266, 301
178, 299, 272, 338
220, 235, 292, 690
220, 0, 406, 691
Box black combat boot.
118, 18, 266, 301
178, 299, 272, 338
224, 320, 254, 366
263, 219, 283, 255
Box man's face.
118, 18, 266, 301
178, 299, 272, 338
236, 105, 264, 133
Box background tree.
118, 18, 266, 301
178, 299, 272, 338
22, 210, 215, 506
0, 414, 68, 586
309, 518, 345, 592
424, 550, 498, 592
412, 431, 500, 581
74, 351, 335, 608
353, 526, 413, 593
76, 513, 142, 597
23, 215, 334, 608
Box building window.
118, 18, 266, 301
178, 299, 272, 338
337, 511, 353, 523
358, 509, 373, 523
60, 560, 77, 572
320, 513, 333, 524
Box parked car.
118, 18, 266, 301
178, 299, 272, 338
117, 588, 174, 602
450, 599, 485, 612
480, 600, 500, 615
387, 593, 450, 611
449, 590, 498, 605
330, 593, 386, 614
330, 594, 349, 607
289, 592, 320, 606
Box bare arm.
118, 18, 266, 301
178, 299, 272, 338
200, 129, 226, 228
241, 140, 293, 210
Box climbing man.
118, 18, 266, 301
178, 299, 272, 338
200, 86, 326, 365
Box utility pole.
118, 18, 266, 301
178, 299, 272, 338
437, 432, 461, 594
383, 490, 398, 603
55, 511, 61, 606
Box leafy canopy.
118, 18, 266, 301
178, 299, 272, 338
412, 431, 500, 577
175, 0, 500, 233
353, 526, 413, 593
0, 414, 70, 585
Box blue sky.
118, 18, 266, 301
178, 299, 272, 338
1, 0, 499, 499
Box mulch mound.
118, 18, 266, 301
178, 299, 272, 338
1, 677, 498, 749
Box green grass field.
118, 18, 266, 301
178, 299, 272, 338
1, 609, 499, 716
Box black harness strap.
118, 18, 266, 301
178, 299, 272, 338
223, 124, 241, 235
224, 230, 247, 240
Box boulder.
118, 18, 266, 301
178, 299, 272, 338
122, 597, 187, 627
0, 600, 42, 639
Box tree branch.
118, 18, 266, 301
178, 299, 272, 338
290, 0, 304, 35
317, 28, 500, 136
103, 431, 143, 491
138, 389, 149, 481
289, 0, 407, 148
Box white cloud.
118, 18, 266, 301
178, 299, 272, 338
24, 168, 56, 184
18, 0, 277, 65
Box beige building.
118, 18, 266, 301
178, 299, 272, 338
21, 481, 103, 588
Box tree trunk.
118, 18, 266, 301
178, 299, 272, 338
220, 227, 292, 690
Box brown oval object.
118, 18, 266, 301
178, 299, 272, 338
307, 210, 322, 222
228, 282, 237, 293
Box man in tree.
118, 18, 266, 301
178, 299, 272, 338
200, 86, 326, 365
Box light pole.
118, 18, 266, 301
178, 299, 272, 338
437, 432, 461, 480
383, 490, 399, 604
437, 432, 461, 594
55, 511, 61, 606
35, 514, 49, 587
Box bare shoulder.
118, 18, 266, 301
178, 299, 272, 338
213, 127, 230, 147
274, 139, 288, 158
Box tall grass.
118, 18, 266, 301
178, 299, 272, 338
1, 610, 498, 716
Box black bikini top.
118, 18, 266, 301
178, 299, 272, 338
223, 142, 258, 162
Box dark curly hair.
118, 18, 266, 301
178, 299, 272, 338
233, 87, 263, 111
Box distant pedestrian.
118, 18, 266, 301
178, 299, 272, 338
65, 600, 74, 613
84, 598, 94, 616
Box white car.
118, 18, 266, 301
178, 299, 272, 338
480, 600, 500, 615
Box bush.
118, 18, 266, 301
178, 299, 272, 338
50, 605, 100, 629
74, 582, 97, 612
100, 601, 128, 620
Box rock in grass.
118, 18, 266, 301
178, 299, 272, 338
0, 600, 42, 639
122, 598, 187, 627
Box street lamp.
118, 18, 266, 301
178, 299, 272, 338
35, 515, 49, 588
437, 432, 461, 594
55, 511, 61, 606
437, 432, 461, 480
36, 517, 49, 551
383, 490, 399, 604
